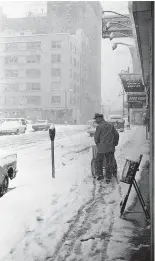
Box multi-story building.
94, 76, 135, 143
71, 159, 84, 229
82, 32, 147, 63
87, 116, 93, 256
47, 1, 102, 122
0, 30, 90, 123
1, 1, 102, 123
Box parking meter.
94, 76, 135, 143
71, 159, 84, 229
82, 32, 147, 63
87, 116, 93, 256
49, 124, 56, 179
49, 124, 55, 141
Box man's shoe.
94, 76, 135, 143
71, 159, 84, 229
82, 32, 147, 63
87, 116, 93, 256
97, 175, 104, 181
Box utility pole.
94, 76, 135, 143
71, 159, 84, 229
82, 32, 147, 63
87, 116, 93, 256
119, 91, 125, 118
122, 89, 125, 118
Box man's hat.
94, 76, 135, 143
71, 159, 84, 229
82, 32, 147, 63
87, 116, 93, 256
94, 113, 103, 119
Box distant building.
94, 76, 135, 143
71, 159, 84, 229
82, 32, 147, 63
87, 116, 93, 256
0, 1, 102, 123
0, 30, 91, 123
47, 1, 102, 122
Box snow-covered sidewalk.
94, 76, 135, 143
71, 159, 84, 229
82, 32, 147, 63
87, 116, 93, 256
0, 126, 149, 261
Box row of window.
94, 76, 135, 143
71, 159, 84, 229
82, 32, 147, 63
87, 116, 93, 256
4, 68, 62, 78
3, 41, 62, 52
4, 69, 41, 78
1, 82, 41, 92
4, 55, 40, 65
4, 54, 62, 65
4, 96, 61, 105
1, 82, 68, 92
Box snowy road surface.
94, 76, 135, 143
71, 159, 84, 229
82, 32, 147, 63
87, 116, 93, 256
0, 125, 87, 152
0, 125, 146, 261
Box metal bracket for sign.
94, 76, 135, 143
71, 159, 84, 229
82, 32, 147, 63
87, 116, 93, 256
120, 155, 150, 222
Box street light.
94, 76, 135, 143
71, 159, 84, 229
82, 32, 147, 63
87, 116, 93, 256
102, 11, 129, 19
112, 42, 135, 50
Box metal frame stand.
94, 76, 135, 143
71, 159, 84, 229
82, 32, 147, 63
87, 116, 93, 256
120, 177, 150, 221
120, 154, 150, 222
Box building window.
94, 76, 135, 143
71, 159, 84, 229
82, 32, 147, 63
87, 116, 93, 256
51, 68, 61, 77
51, 83, 61, 90
5, 70, 18, 77
51, 54, 61, 63
27, 96, 41, 105
26, 55, 40, 64
51, 41, 61, 49
4, 56, 18, 65
70, 69, 72, 77
74, 72, 76, 80
5, 43, 18, 51
5, 83, 18, 92
26, 69, 41, 78
26, 41, 41, 50
27, 82, 41, 91
51, 96, 61, 104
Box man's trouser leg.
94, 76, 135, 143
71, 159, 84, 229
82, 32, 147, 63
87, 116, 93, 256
105, 152, 116, 180
95, 153, 104, 177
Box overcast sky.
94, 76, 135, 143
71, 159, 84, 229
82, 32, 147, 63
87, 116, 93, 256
0, 1, 131, 110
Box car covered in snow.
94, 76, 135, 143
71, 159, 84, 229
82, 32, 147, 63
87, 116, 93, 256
87, 120, 98, 137
0, 120, 27, 135
32, 120, 51, 131
0, 152, 17, 197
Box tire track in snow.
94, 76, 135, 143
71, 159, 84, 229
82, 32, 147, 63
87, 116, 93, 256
46, 180, 114, 261
46, 181, 97, 261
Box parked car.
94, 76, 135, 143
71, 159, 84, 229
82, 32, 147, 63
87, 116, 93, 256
0, 120, 26, 135
87, 120, 98, 137
1, 118, 27, 130
109, 115, 125, 132
0, 152, 17, 197
32, 120, 51, 131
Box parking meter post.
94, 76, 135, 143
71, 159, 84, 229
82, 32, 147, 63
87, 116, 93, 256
51, 141, 55, 178
49, 125, 56, 179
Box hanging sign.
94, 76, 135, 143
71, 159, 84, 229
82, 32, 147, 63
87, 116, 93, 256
130, 102, 144, 109
127, 94, 146, 103
119, 73, 145, 93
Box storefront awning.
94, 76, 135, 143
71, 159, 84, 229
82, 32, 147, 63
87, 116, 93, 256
128, 2, 153, 91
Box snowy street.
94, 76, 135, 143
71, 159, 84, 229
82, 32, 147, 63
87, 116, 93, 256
0, 125, 148, 261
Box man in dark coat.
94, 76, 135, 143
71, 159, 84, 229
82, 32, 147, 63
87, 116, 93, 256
94, 113, 119, 182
